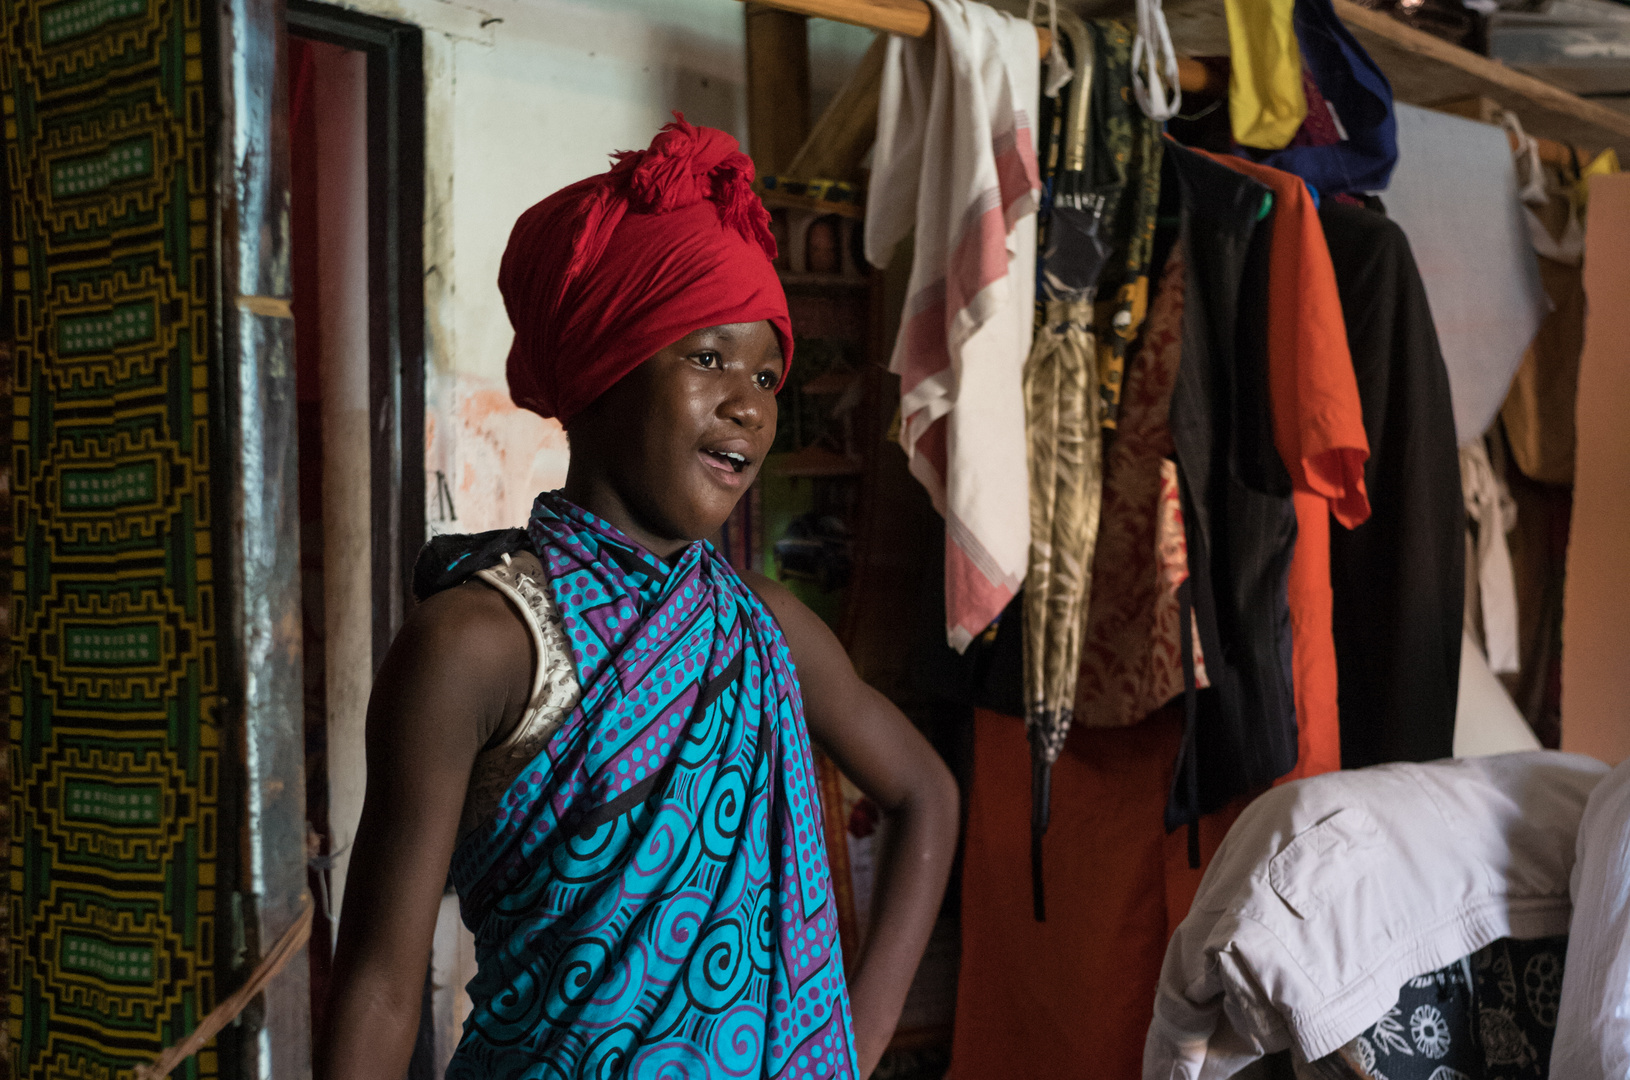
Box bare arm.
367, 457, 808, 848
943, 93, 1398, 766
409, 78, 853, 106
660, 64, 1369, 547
744, 572, 960, 1078
316, 583, 531, 1080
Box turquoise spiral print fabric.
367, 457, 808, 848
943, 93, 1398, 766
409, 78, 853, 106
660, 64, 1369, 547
445, 492, 858, 1080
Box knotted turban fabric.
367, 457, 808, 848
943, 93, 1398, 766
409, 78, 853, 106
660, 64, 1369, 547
501, 114, 793, 424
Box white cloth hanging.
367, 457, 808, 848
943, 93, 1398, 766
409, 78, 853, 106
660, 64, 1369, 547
1027, 0, 1073, 98
1553, 757, 1630, 1080
865, 0, 1040, 652
1131, 0, 1182, 121
1460, 439, 1520, 674
1501, 110, 1586, 266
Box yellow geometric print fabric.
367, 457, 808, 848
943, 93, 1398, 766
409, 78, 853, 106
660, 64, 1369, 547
3, 0, 221, 1073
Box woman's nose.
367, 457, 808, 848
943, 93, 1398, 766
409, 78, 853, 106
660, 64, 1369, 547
718, 372, 769, 429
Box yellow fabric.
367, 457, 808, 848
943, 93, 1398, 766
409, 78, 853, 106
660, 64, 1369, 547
1225, 0, 1307, 150
1577, 148, 1621, 210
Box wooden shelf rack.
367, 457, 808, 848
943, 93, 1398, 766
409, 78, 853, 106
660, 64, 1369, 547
740, 0, 1630, 163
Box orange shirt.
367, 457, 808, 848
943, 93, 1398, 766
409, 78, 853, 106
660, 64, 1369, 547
1197, 150, 1371, 780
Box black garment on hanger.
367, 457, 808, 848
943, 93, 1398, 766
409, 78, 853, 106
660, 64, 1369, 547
1319, 201, 1464, 767
1164, 143, 1299, 831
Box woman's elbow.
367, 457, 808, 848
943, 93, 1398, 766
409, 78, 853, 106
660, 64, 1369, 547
910, 754, 960, 851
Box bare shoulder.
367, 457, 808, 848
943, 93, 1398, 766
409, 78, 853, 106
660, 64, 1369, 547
740, 569, 797, 619
739, 569, 813, 642
738, 570, 852, 680
371, 579, 533, 752
398, 579, 531, 668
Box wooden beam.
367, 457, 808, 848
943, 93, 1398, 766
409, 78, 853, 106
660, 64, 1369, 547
737, 0, 1057, 58
751, 0, 1224, 184
785, 32, 888, 181
743, 0, 1630, 157
1334, 0, 1630, 159
746, 0, 932, 36
746, 2, 813, 176
1434, 95, 1580, 167
738, 0, 1225, 92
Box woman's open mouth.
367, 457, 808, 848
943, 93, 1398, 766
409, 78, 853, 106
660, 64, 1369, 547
699, 448, 751, 479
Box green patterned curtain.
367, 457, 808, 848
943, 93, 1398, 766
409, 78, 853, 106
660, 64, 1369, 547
3, 0, 222, 1074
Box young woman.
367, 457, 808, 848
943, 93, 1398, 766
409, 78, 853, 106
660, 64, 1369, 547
318, 117, 960, 1079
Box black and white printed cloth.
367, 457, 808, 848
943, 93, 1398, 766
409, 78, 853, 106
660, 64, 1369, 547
1342, 936, 1567, 1080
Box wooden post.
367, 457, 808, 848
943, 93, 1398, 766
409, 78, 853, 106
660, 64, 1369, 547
785, 33, 887, 181
745, 2, 812, 176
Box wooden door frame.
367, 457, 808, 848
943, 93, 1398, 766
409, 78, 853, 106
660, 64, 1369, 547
285, 0, 426, 663
213, 1, 423, 1075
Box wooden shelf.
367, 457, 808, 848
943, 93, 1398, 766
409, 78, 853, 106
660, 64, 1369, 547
773, 445, 867, 477
1333, 0, 1630, 158
738, 0, 1630, 164
776, 271, 870, 290
758, 183, 866, 219
1163, 0, 1630, 158
800, 369, 862, 394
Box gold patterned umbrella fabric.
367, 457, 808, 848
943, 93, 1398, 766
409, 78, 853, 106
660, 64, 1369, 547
1022, 292, 1102, 920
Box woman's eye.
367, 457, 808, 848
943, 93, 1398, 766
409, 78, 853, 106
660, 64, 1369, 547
695, 351, 722, 369
754, 371, 777, 390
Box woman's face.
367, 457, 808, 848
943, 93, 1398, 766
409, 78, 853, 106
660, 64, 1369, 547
566, 320, 784, 553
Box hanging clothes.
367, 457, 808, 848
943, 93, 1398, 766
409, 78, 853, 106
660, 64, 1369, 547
1197, 150, 1371, 783
1085, 20, 1164, 430
1244, 0, 1397, 197
1461, 438, 1520, 675
1129, 0, 1181, 121
1382, 104, 1548, 445
950, 233, 1244, 1080
947, 707, 1245, 1080
1164, 142, 1300, 829
1281, 67, 1342, 152
1503, 255, 1585, 485
1504, 111, 1586, 266
1223, 0, 1306, 149
1320, 200, 1464, 768
1155, 458, 1208, 695
1075, 250, 1202, 730
1501, 140, 1589, 485
865, 0, 1041, 652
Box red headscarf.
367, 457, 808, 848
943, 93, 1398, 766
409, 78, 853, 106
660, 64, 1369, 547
501, 114, 792, 425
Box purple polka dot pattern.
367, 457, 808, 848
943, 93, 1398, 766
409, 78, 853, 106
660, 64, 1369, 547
445, 493, 857, 1079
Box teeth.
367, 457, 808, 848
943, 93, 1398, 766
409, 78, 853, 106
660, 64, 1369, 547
706, 449, 749, 474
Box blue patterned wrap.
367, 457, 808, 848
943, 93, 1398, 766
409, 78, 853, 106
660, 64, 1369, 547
445, 492, 858, 1080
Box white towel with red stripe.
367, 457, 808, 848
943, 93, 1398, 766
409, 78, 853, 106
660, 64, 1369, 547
865, 0, 1040, 652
